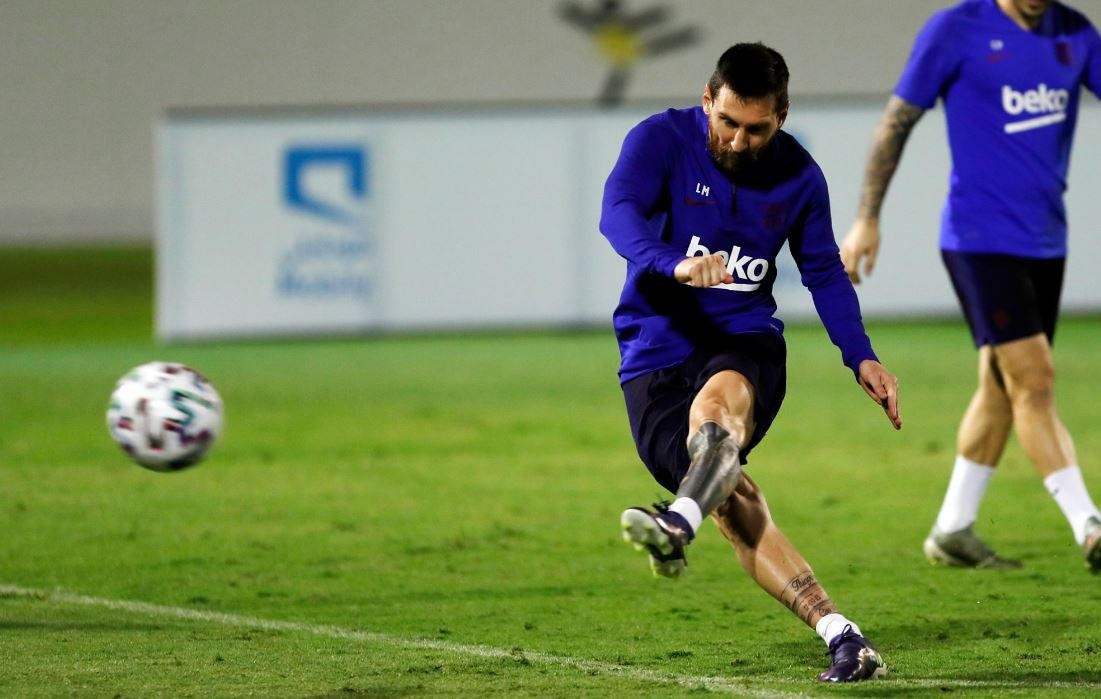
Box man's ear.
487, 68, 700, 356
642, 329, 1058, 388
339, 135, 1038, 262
776, 107, 788, 129
702, 84, 712, 114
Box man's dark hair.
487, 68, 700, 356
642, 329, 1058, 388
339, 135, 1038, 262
708, 43, 789, 113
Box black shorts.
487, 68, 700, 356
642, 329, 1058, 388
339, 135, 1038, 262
941, 250, 1065, 348
621, 333, 787, 493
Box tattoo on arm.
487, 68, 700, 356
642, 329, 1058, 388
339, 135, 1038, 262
857, 96, 925, 220
779, 571, 838, 625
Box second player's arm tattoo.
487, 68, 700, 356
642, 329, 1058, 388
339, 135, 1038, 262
857, 96, 925, 220
779, 571, 837, 625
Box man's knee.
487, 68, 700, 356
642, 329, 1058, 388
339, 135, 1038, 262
689, 370, 755, 446
1008, 369, 1056, 411
989, 335, 1056, 411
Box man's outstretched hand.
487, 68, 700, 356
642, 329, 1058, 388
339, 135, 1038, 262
857, 359, 902, 430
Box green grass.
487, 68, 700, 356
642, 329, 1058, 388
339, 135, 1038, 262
3, 246, 1101, 697
0, 245, 153, 345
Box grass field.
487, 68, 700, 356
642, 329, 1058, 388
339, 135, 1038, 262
3, 246, 1101, 698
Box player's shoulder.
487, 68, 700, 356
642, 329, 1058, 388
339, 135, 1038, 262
759, 131, 827, 191
624, 107, 699, 155
614, 108, 691, 173
905, 0, 986, 62
920, 0, 982, 34
1049, 1, 1096, 34
773, 131, 820, 175
632, 106, 699, 137
943, 0, 987, 20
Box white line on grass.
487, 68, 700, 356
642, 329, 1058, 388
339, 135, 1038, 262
0, 583, 805, 699
4, 583, 1101, 694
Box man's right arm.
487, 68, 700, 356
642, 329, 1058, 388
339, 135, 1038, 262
599, 120, 688, 279
840, 96, 925, 283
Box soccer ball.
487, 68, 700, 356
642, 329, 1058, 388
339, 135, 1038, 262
106, 361, 223, 472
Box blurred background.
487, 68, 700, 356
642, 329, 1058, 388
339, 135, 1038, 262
5, 6, 1101, 693
2, 0, 1100, 340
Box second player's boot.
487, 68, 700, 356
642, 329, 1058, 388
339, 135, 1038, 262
923, 524, 1022, 569
1082, 516, 1101, 573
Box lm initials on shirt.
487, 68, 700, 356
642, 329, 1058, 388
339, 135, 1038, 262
686, 235, 769, 292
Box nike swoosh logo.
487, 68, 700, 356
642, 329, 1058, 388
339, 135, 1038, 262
713, 281, 760, 291
684, 197, 716, 206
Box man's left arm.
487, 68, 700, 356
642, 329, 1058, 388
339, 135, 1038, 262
789, 169, 875, 374
790, 169, 902, 429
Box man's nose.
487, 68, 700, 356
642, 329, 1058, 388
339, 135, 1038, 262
729, 129, 748, 152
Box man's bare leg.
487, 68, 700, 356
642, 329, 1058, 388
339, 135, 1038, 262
620, 370, 749, 577
957, 345, 1013, 468
993, 334, 1101, 568
621, 369, 885, 679
677, 370, 754, 515
711, 472, 885, 681
712, 475, 836, 628
925, 346, 1021, 567
993, 334, 1075, 475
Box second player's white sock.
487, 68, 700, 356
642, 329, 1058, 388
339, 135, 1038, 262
816, 613, 862, 646
1043, 465, 1101, 546
935, 455, 996, 533
668, 497, 703, 535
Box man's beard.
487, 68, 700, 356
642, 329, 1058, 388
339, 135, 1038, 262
707, 127, 763, 174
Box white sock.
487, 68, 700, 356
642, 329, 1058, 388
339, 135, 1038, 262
935, 455, 996, 533
668, 497, 703, 534
1043, 465, 1101, 546
816, 613, 862, 646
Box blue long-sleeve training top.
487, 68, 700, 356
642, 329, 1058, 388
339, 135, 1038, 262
600, 105, 876, 384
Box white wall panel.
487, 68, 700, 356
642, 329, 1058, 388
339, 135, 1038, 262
157, 103, 1101, 340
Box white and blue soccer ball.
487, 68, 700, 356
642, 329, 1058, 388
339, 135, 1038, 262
106, 361, 223, 472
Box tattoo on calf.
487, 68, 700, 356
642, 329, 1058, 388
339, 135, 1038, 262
780, 571, 837, 624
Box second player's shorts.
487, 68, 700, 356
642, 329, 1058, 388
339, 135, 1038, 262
620, 333, 787, 493
941, 250, 1065, 348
